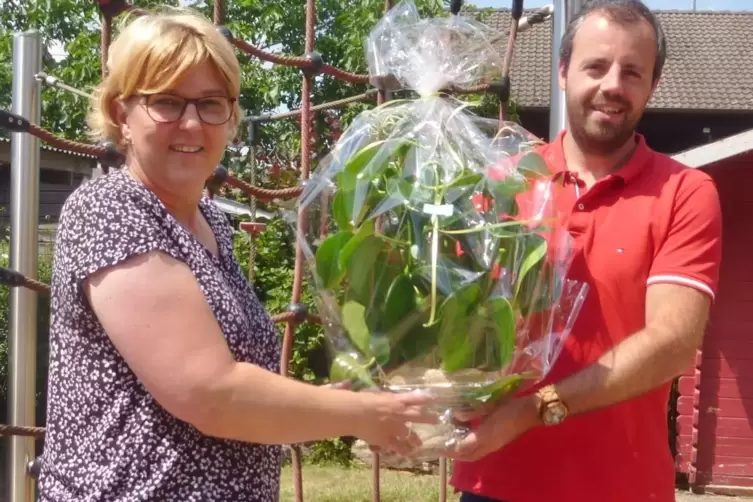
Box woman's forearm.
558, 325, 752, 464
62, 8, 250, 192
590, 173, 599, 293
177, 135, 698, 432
193, 361, 364, 445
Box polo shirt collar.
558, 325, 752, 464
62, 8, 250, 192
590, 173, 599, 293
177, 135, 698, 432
545, 130, 653, 185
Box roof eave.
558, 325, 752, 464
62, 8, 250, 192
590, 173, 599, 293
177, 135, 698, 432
514, 104, 753, 113
671, 128, 753, 168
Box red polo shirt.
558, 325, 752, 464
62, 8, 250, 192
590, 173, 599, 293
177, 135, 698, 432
450, 131, 722, 502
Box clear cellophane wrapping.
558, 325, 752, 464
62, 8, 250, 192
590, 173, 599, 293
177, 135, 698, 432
288, 0, 589, 459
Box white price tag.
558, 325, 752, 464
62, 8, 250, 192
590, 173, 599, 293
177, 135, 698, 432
422, 203, 453, 217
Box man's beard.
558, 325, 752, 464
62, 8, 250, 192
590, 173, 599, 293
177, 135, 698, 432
566, 96, 640, 156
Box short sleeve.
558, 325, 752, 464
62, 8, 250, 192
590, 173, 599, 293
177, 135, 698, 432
56, 174, 183, 287
647, 174, 723, 301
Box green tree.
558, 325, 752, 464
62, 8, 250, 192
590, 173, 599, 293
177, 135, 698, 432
0, 0, 181, 141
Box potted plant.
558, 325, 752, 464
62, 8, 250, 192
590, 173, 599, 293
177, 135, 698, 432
290, 0, 588, 458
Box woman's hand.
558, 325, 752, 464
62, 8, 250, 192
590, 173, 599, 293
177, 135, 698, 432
321, 380, 352, 391
320, 381, 437, 455
349, 390, 438, 457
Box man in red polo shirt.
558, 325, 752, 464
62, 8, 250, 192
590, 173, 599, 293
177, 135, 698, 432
447, 1, 722, 501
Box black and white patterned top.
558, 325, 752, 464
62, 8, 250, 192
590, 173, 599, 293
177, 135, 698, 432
37, 168, 282, 502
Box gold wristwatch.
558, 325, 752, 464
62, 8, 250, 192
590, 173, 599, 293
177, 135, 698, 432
536, 384, 568, 426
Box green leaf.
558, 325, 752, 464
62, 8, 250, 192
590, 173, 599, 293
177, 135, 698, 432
487, 296, 516, 367
464, 373, 527, 403
344, 138, 415, 178
345, 235, 385, 304
438, 283, 482, 372
383, 177, 414, 204
343, 139, 389, 175
415, 260, 485, 298
438, 296, 473, 372
514, 235, 548, 303
315, 231, 354, 288
517, 152, 550, 181
369, 334, 391, 367
334, 170, 402, 232
333, 139, 417, 229
447, 173, 483, 189
329, 353, 376, 389
341, 301, 371, 357
382, 274, 417, 333
332, 170, 361, 229
392, 322, 441, 365
338, 219, 375, 270
488, 176, 529, 199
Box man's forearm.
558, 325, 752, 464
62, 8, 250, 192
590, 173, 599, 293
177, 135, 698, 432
554, 326, 699, 417
548, 283, 712, 418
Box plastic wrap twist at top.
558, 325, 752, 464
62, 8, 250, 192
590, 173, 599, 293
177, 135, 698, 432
287, 0, 589, 459
365, 0, 503, 95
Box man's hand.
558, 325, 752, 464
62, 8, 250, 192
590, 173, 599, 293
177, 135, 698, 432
452, 400, 497, 424
445, 396, 539, 462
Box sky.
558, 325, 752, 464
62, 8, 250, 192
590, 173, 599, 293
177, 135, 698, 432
469, 0, 750, 9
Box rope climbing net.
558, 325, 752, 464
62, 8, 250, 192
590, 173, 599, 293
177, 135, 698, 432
0, 0, 552, 500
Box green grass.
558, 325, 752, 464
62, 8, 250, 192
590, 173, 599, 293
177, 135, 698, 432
278, 465, 723, 502
279, 464, 454, 502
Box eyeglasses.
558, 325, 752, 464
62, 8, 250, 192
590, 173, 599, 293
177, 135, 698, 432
139, 93, 236, 125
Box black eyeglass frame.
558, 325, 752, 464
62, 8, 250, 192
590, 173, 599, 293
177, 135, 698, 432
136, 93, 237, 126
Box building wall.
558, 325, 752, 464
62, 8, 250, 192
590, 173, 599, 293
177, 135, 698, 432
675, 152, 753, 491
0, 141, 94, 227
0, 169, 89, 227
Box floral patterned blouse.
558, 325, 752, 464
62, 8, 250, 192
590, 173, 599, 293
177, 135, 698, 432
38, 168, 282, 501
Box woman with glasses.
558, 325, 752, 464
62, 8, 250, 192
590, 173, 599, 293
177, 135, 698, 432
37, 8, 433, 502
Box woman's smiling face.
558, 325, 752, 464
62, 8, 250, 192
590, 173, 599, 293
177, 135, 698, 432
117, 62, 233, 193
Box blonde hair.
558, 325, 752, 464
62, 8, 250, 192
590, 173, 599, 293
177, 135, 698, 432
87, 7, 242, 149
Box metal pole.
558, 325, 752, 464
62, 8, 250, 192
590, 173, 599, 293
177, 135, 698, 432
549, 0, 567, 140
8, 30, 42, 502
548, 0, 583, 141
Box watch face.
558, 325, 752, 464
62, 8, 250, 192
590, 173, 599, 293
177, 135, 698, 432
544, 406, 566, 425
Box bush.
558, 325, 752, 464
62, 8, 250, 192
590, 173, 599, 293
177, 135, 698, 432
232, 217, 327, 383
0, 233, 53, 488
0, 236, 52, 425
232, 217, 353, 466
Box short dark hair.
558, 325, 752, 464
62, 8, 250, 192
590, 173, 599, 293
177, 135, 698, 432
559, 0, 667, 82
